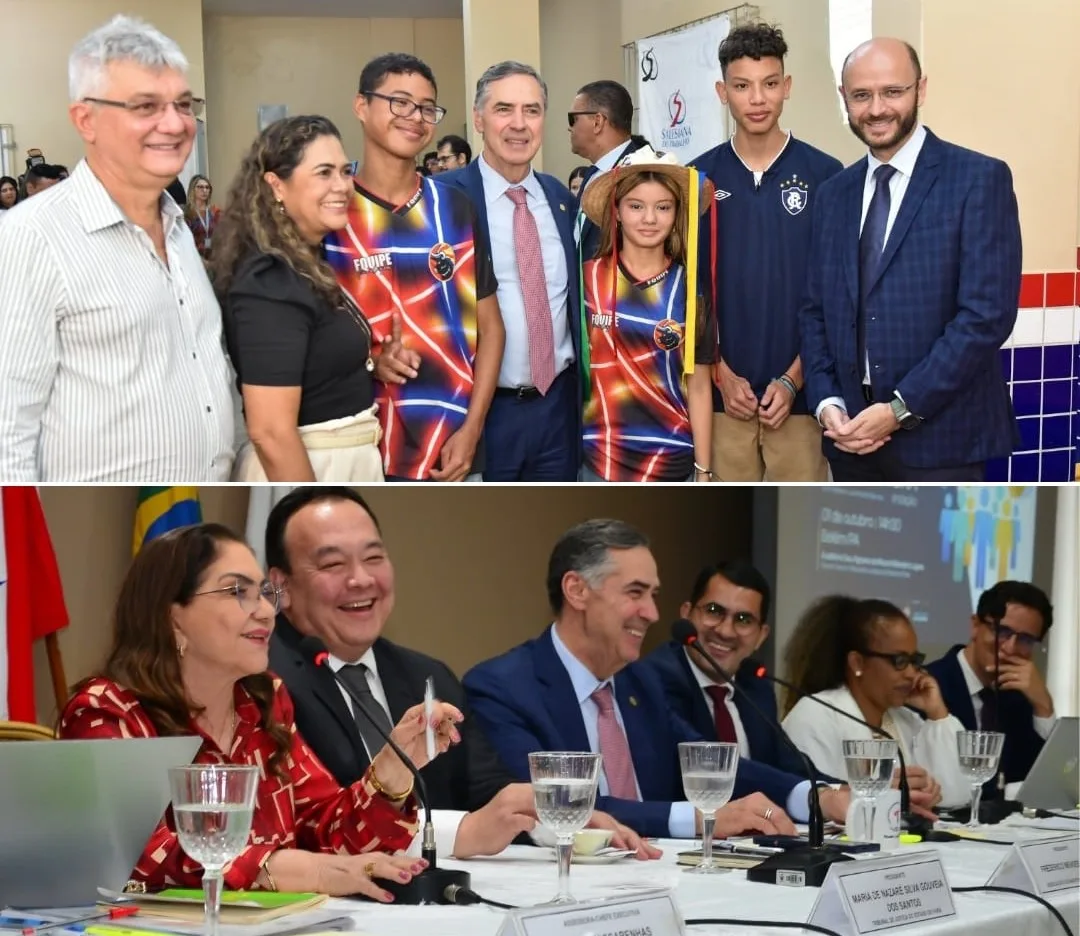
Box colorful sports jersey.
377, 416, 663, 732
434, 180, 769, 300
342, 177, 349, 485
325, 176, 496, 479
582, 257, 716, 482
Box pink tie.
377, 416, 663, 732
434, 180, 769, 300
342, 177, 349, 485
591, 684, 639, 800
506, 186, 556, 394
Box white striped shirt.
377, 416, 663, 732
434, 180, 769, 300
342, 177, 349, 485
0, 159, 235, 481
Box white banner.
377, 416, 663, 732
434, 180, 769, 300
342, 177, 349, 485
636, 14, 730, 162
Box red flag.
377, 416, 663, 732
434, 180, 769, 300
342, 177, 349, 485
0, 487, 70, 722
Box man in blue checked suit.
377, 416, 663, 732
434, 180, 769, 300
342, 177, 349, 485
439, 61, 581, 482
800, 38, 1021, 482
463, 520, 852, 839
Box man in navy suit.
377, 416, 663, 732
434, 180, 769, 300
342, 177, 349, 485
439, 61, 580, 481
925, 581, 1056, 791
800, 38, 1021, 481
463, 520, 851, 839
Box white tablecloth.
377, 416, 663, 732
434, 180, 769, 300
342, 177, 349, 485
329, 820, 1079, 936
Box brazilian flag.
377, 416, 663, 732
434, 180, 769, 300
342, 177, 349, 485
133, 487, 202, 555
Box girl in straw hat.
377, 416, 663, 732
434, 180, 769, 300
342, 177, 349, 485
578, 146, 717, 482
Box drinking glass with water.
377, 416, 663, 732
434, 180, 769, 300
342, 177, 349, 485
169, 765, 260, 936
843, 739, 897, 843
956, 730, 1005, 828
528, 752, 601, 905
678, 742, 738, 873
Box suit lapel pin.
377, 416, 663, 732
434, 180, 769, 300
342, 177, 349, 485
560, 203, 566, 211
629, 696, 638, 707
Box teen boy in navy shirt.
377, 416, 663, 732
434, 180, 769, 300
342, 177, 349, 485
691, 23, 842, 481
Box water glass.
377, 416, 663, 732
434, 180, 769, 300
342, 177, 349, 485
842, 739, 897, 843
529, 752, 602, 905
956, 731, 1005, 828
678, 742, 739, 873
169, 765, 260, 936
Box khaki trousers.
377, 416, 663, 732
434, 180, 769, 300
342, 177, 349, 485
711, 412, 828, 482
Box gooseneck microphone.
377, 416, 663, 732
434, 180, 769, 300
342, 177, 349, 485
299, 635, 471, 904
672, 620, 852, 887
750, 663, 933, 838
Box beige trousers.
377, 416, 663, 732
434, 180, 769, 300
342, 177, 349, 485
712, 412, 829, 482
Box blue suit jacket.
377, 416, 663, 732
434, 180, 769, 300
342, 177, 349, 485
925, 644, 1045, 787
640, 641, 835, 783
799, 128, 1021, 468
462, 626, 805, 838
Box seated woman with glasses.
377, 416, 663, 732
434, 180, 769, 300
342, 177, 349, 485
59, 523, 463, 901
779, 596, 969, 809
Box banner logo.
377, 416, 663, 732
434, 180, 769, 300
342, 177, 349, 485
661, 90, 692, 148
668, 90, 686, 127
640, 48, 658, 82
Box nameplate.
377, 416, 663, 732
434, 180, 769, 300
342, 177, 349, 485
990, 833, 1080, 896
808, 850, 955, 936
495, 889, 683, 936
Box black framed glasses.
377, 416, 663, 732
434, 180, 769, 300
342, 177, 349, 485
861, 650, 926, 671
567, 110, 600, 128
979, 617, 1043, 652
365, 91, 446, 125
82, 96, 205, 119
694, 602, 761, 633
195, 579, 281, 614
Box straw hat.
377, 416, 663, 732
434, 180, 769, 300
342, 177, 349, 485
580, 144, 714, 226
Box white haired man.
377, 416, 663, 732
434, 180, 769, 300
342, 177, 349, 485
0, 16, 235, 481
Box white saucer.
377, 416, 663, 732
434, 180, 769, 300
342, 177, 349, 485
551, 848, 636, 864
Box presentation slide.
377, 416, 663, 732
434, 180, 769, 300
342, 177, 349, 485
773, 486, 1040, 651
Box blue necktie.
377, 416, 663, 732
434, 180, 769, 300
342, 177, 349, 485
857, 164, 897, 388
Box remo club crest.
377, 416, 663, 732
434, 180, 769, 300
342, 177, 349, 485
779, 174, 809, 216
428, 242, 457, 281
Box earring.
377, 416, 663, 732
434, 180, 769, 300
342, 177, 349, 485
176, 639, 186, 659
276, 199, 285, 215
854, 670, 862, 677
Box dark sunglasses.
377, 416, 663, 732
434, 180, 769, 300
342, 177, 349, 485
567, 110, 600, 128
860, 650, 926, 671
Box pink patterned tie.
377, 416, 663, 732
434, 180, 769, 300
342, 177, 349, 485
591, 684, 639, 800
506, 186, 556, 394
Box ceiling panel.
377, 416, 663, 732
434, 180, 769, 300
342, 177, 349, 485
202, 0, 461, 17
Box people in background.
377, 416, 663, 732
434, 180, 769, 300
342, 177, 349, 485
578, 147, 715, 482
324, 52, 504, 482
422, 150, 439, 174
0, 176, 18, 212
925, 581, 1056, 788
265, 487, 657, 860
436, 133, 471, 171
439, 61, 580, 482
567, 165, 589, 198
801, 38, 1021, 481
690, 23, 841, 482
24, 163, 69, 197
184, 173, 219, 259
59, 522, 463, 900
166, 175, 186, 206
0, 15, 234, 481
213, 116, 395, 484
781, 595, 964, 808
464, 519, 852, 840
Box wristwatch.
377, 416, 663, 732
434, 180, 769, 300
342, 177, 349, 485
889, 392, 922, 430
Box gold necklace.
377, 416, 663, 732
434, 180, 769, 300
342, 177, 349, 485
339, 289, 376, 373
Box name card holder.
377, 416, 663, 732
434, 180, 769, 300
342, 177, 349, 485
989, 832, 1080, 896
807, 849, 956, 936
495, 889, 684, 936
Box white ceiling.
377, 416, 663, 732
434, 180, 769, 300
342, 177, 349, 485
202, 0, 461, 16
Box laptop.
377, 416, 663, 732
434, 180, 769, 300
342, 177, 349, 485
1017, 715, 1080, 811
0, 736, 202, 909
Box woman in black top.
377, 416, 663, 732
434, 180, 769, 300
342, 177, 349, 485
212, 115, 411, 481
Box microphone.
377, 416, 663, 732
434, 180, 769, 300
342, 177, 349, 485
750, 663, 933, 838
299, 635, 471, 905
672, 620, 851, 887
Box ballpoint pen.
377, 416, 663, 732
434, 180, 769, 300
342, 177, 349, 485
22, 907, 138, 935
424, 675, 436, 762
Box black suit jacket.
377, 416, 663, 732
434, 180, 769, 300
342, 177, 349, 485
640, 641, 835, 783
269, 615, 515, 811
925, 644, 1045, 786
577, 135, 650, 263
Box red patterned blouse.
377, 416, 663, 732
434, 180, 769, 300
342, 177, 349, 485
58, 676, 419, 891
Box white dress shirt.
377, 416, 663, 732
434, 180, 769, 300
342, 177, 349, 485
782, 684, 970, 808
955, 646, 1057, 740
329, 648, 466, 858
477, 154, 574, 389
815, 123, 928, 420
0, 159, 235, 480
684, 647, 751, 758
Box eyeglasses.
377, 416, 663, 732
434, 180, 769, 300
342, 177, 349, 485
194, 580, 281, 614
82, 96, 205, 120
979, 618, 1043, 652
694, 602, 761, 633
843, 82, 917, 107
365, 91, 446, 125
860, 650, 926, 671
567, 110, 601, 128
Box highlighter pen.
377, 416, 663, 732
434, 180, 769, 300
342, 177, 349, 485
424, 676, 436, 762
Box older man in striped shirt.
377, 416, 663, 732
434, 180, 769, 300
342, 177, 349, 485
0, 15, 234, 482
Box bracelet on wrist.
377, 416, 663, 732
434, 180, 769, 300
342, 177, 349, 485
693, 462, 714, 479
260, 856, 278, 892
772, 374, 798, 399
368, 763, 414, 802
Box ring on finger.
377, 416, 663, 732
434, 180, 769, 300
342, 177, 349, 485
364, 861, 376, 878
763, 807, 774, 821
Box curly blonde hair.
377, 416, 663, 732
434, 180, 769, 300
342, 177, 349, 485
210, 115, 346, 309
